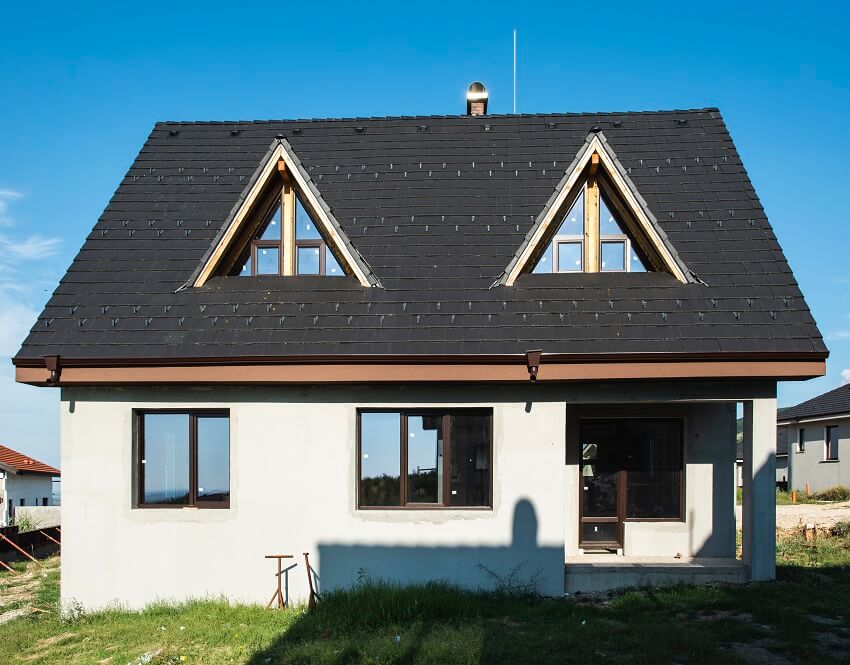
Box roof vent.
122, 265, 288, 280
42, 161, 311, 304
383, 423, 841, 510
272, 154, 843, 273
466, 81, 488, 116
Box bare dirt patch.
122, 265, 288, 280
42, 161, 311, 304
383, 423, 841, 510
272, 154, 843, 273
736, 501, 850, 530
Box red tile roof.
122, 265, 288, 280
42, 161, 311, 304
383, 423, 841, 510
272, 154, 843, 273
0, 444, 60, 476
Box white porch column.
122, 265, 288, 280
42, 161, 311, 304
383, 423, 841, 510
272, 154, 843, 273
742, 397, 777, 581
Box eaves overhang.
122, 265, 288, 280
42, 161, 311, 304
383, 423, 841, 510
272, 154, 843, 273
13, 351, 827, 387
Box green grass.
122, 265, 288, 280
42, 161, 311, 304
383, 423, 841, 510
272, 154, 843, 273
2, 534, 850, 664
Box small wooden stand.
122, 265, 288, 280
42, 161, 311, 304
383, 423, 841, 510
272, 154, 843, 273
265, 554, 294, 609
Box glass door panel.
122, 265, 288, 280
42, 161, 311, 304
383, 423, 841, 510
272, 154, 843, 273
579, 422, 622, 548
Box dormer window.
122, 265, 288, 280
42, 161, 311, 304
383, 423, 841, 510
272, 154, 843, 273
237, 190, 345, 277
502, 137, 689, 285
532, 180, 647, 274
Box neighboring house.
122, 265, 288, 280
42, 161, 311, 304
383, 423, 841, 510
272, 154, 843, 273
777, 384, 850, 493
13, 86, 827, 610
0, 444, 60, 527
735, 427, 788, 489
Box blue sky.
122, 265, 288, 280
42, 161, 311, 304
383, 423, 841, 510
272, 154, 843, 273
1, 2, 848, 467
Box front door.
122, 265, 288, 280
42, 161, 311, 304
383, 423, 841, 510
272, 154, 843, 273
579, 421, 623, 549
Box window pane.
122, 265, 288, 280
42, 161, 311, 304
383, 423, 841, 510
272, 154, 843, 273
256, 247, 280, 275
297, 245, 321, 275
325, 246, 344, 276
296, 196, 321, 239
197, 416, 230, 503
601, 241, 625, 271
360, 413, 401, 506
554, 190, 584, 236
600, 197, 624, 236
449, 414, 490, 506
407, 415, 443, 504
580, 422, 620, 517
798, 428, 806, 453
624, 421, 682, 519
142, 414, 189, 505
630, 247, 647, 272
582, 522, 618, 543
239, 255, 252, 276
557, 242, 582, 272
532, 245, 553, 273
827, 426, 839, 460
259, 200, 281, 240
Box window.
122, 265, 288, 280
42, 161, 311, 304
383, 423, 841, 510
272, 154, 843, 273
136, 411, 230, 508
826, 425, 839, 461
19, 498, 25, 507
579, 419, 683, 523
532, 180, 648, 274
357, 410, 492, 508
797, 427, 806, 453
42, 498, 48, 506
237, 191, 345, 277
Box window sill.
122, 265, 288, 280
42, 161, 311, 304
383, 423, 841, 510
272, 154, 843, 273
623, 517, 685, 523
819, 460, 840, 464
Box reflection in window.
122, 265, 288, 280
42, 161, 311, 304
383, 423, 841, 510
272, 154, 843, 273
197, 416, 230, 504
357, 410, 492, 508
531, 183, 650, 273
140, 413, 190, 506
359, 412, 401, 507
407, 416, 443, 504
138, 411, 230, 508
533, 191, 584, 274
236, 193, 345, 277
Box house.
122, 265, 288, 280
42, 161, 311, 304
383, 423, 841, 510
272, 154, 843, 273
777, 384, 849, 493
734, 426, 788, 490
0, 444, 60, 527
13, 85, 827, 609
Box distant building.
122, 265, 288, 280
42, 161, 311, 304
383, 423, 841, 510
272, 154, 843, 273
0, 444, 61, 527
735, 428, 788, 489
778, 384, 850, 493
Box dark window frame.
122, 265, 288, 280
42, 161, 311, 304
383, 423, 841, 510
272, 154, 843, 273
356, 408, 493, 510
578, 417, 685, 552
825, 425, 839, 461
797, 427, 806, 453
134, 409, 231, 510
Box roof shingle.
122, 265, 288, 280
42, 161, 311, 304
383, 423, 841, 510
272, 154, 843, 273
14, 110, 826, 361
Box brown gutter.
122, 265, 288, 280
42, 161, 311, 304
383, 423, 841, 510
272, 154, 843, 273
13, 353, 826, 386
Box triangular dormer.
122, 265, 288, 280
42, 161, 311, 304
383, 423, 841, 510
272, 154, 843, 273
500, 133, 691, 285
192, 139, 380, 287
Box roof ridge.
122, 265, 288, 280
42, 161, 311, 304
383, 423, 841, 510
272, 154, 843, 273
156, 108, 721, 125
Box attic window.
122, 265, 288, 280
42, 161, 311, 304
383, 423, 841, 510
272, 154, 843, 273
236, 185, 345, 278
532, 180, 647, 274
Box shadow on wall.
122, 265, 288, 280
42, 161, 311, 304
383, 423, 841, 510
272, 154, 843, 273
317, 499, 562, 597
246, 499, 563, 664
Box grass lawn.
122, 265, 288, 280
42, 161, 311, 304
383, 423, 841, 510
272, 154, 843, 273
1, 531, 849, 664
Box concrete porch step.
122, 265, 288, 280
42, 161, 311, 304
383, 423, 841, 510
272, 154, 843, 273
565, 556, 749, 594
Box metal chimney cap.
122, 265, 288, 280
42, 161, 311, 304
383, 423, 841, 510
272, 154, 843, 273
466, 81, 489, 116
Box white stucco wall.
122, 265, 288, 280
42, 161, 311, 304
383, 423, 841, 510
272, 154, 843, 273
59, 382, 754, 611
785, 418, 850, 493
1, 473, 54, 527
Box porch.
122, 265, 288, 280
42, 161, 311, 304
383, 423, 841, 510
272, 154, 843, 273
565, 555, 748, 594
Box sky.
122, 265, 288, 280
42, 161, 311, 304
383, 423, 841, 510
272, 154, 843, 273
0, 1, 848, 468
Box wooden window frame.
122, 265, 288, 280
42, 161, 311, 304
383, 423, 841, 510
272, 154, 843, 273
825, 425, 839, 461
134, 409, 231, 510
237, 183, 344, 277
541, 177, 646, 275
356, 408, 493, 511
578, 418, 685, 549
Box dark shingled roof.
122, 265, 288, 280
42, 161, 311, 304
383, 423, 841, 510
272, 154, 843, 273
735, 428, 788, 460
778, 384, 850, 421
14, 110, 826, 361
